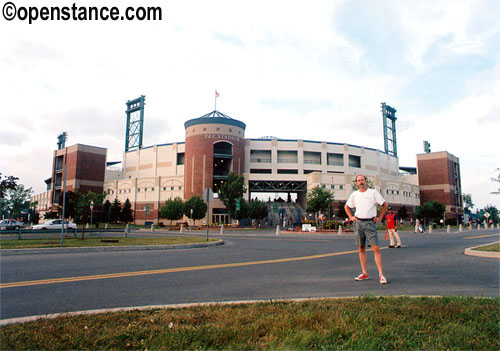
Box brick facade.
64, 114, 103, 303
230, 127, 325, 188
417, 151, 463, 220
51, 144, 107, 206
184, 122, 245, 199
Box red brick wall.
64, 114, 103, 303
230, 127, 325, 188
417, 157, 448, 186
417, 153, 463, 219
76, 151, 106, 183
184, 130, 245, 199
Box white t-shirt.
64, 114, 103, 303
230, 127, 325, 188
346, 188, 386, 218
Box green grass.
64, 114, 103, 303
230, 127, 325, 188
0, 236, 217, 249
1, 297, 498, 350
472, 242, 500, 253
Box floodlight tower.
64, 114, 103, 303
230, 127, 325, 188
57, 132, 67, 150
381, 102, 397, 157
125, 95, 146, 152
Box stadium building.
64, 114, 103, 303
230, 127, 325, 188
32, 97, 463, 225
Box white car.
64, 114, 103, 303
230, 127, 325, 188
31, 219, 77, 230
0, 219, 25, 230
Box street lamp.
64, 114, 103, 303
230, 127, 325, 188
90, 201, 94, 227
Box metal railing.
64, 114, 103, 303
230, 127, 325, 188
250, 158, 272, 163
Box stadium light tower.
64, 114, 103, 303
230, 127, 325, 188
381, 102, 397, 157
125, 95, 146, 152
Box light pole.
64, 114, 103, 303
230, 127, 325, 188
90, 201, 94, 227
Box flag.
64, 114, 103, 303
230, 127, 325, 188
215, 90, 220, 98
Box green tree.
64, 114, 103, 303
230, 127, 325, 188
481, 205, 499, 224
110, 198, 122, 223
5, 184, 32, 219
101, 200, 111, 223
463, 193, 474, 213
0, 197, 9, 219
306, 186, 335, 215
120, 198, 134, 223
44, 211, 59, 220
248, 199, 269, 224
0, 173, 18, 199
160, 197, 184, 226
236, 198, 249, 220
397, 205, 408, 220
218, 172, 246, 220
417, 201, 446, 223
76, 191, 106, 225
491, 168, 500, 195
184, 195, 207, 225
58, 191, 78, 220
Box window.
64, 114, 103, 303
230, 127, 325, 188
277, 150, 298, 163
277, 169, 298, 174
250, 169, 272, 174
214, 142, 232, 156
177, 153, 185, 165
250, 150, 271, 163
328, 153, 344, 166
304, 151, 321, 165
348, 155, 361, 168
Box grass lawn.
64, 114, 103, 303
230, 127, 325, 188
472, 242, 500, 252
0, 236, 217, 249
1, 296, 498, 350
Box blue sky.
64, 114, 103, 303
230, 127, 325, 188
0, 0, 499, 210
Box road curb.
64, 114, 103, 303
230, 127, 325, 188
464, 241, 500, 259
0, 239, 224, 256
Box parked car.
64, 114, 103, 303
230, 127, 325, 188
31, 219, 77, 230
0, 219, 25, 230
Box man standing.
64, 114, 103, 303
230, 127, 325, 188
345, 174, 388, 284
386, 207, 402, 248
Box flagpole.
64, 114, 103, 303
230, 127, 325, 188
214, 90, 217, 111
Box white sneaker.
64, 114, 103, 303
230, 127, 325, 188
355, 273, 369, 281
379, 275, 388, 284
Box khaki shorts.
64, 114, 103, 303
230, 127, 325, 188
354, 220, 379, 247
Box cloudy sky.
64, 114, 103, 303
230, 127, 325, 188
1, 0, 499, 210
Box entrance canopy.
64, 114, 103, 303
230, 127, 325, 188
248, 180, 307, 192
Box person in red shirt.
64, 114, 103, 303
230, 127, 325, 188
386, 207, 402, 248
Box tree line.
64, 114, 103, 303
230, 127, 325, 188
45, 191, 134, 225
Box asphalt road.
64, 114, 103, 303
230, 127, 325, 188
1, 228, 499, 321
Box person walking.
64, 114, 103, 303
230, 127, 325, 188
385, 207, 401, 248
345, 174, 388, 284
